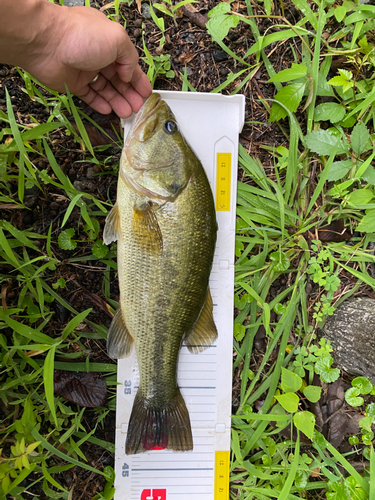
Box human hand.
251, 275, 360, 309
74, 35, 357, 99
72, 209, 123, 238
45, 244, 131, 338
20, 3, 152, 118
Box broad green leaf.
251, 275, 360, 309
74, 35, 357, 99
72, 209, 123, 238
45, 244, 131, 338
234, 323, 245, 342
274, 302, 287, 315
58, 228, 77, 250
327, 160, 354, 182
305, 130, 348, 156
314, 356, 340, 383
347, 188, 373, 206
275, 392, 299, 413
92, 240, 109, 259
303, 385, 322, 403
269, 82, 306, 122
268, 63, 307, 83
358, 416, 372, 432
366, 402, 375, 417
350, 121, 370, 156
357, 209, 375, 233
293, 411, 315, 440
352, 376, 373, 394
269, 250, 290, 271
206, 14, 239, 41
314, 102, 346, 123
334, 5, 347, 22
280, 367, 303, 393
52, 277, 66, 290
295, 470, 309, 490
208, 2, 231, 16
345, 387, 364, 407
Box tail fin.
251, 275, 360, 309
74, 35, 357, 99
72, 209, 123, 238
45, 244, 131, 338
125, 389, 193, 455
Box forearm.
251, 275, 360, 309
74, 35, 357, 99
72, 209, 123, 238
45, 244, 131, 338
0, 0, 64, 69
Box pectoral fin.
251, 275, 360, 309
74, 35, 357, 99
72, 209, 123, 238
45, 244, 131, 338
132, 201, 163, 254
184, 288, 218, 353
103, 203, 120, 245
107, 306, 134, 359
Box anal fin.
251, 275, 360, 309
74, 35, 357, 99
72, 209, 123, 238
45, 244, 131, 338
184, 288, 218, 353
103, 203, 120, 245
132, 201, 163, 254
107, 306, 134, 359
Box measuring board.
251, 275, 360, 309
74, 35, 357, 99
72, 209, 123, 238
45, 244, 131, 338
115, 91, 245, 500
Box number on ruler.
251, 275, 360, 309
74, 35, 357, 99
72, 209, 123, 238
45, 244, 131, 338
122, 463, 129, 477
124, 380, 131, 395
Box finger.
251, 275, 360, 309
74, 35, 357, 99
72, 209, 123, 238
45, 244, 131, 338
97, 65, 142, 111
88, 73, 133, 118
114, 37, 140, 82
75, 84, 112, 115
120, 65, 152, 99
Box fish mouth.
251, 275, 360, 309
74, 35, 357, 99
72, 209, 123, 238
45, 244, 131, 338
130, 93, 164, 140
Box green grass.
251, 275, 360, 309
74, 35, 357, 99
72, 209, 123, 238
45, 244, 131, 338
1, 0, 375, 498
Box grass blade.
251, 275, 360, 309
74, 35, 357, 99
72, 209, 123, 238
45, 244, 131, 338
44, 345, 58, 427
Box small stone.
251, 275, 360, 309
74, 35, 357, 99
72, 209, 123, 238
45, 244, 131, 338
64, 0, 84, 5
69, 168, 76, 177
220, 67, 228, 76
134, 28, 141, 38
50, 202, 59, 211
141, 3, 152, 19
86, 167, 95, 179
213, 50, 228, 62
73, 180, 84, 191
185, 67, 193, 77
134, 18, 142, 28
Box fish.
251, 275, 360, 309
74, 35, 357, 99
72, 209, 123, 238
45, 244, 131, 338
103, 93, 218, 455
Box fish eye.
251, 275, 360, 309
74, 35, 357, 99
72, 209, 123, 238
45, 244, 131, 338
164, 120, 177, 134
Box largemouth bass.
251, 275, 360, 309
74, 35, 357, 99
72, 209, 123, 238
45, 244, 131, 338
103, 93, 217, 455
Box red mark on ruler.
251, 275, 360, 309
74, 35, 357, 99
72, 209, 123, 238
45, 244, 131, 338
141, 489, 167, 500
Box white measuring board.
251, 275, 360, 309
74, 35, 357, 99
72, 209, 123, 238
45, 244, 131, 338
115, 91, 245, 500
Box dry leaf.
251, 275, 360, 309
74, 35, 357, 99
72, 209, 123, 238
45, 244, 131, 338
54, 371, 108, 408
178, 51, 197, 64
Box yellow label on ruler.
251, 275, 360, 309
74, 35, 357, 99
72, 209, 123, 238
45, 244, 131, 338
216, 153, 231, 211
214, 451, 230, 500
